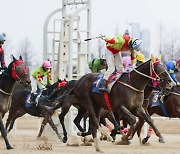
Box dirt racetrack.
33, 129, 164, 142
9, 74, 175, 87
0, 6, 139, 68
0, 115, 180, 154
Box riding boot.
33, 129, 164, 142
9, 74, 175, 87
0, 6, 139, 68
34, 93, 41, 106
30, 93, 36, 103
99, 79, 108, 92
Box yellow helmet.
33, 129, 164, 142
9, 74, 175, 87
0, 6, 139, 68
136, 53, 145, 62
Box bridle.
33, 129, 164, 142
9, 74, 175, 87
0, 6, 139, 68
117, 60, 169, 93
133, 60, 168, 82
11, 60, 27, 82
0, 60, 28, 96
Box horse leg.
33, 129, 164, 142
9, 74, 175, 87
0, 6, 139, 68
37, 118, 48, 138
0, 115, 13, 149
78, 97, 101, 152
135, 107, 164, 143
73, 108, 87, 132
119, 106, 136, 142
6, 110, 25, 133
59, 106, 70, 143
47, 116, 62, 141
142, 126, 153, 144
106, 111, 119, 141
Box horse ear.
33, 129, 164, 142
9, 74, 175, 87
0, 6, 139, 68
158, 54, 162, 61
58, 78, 62, 82
19, 55, 23, 60
151, 54, 156, 63
12, 55, 17, 61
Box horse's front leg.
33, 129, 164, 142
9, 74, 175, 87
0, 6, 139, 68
37, 118, 48, 138
0, 115, 13, 149
135, 107, 164, 143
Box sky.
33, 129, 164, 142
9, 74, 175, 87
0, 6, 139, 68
1, 0, 180, 62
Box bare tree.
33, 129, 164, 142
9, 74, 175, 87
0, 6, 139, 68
17, 38, 38, 71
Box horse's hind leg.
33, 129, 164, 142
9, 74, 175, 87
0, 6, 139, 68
59, 105, 70, 143
47, 117, 62, 141
119, 106, 136, 142
73, 108, 87, 132
135, 107, 164, 143
0, 115, 13, 149
37, 118, 48, 138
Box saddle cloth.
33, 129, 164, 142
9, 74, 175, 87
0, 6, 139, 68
92, 71, 122, 94
25, 94, 33, 108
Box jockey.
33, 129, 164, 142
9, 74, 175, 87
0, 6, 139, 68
165, 58, 180, 86
136, 52, 145, 66
86, 58, 107, 74
30, 60, 52, 105
0, 34, 7, 70
122, 56, 132, 73
99, 34, 143, 91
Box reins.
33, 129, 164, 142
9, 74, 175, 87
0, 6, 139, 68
117, 60, 167, 93
116, 81, 144, 93
0, 88, 12, 96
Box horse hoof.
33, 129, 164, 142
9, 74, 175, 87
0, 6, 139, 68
159, 138, 165, 143
77, 132, 82, 136
96, 149, 103, 153
142, 138, 147, 144
62, 137, 67, 143
7, 146, 13, 150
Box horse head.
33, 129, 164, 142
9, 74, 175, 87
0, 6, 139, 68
7, 55, 31, 86
150, 54, 172, 94
130, 54, 172, 92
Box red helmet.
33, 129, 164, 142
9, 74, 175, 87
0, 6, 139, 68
177, 58, 180, 65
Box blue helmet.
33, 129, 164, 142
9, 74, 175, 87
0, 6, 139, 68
0, 34, 5, 42
131, 38, 143, 51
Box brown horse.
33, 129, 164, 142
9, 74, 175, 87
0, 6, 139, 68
45, 80, 119, 143
5, 79, 66, 141
140, 85, 180, 144
0, 55, 31, 149
72, 57, 172, 152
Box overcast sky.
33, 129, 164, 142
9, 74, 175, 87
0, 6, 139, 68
1, 0, 180, 60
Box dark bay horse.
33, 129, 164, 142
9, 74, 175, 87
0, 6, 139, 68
72, 57, 172, 152
141, 85, 180, 144
5, 79, 65, 141
46, 80, 119, 143
0, 55, 31, 149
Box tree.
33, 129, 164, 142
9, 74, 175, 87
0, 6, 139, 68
17, 38, 39, 71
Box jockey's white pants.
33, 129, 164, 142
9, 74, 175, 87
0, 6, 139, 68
104, 48, 123, 80
30, 76, 45, 93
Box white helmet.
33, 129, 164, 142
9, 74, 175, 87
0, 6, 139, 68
130, 38, 143, 51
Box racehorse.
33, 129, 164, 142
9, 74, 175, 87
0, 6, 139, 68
45, 80, 119, 143
0, 55, 31, 149
72, 56, 172, 152
37, 80, 78, 142
5, 79, 64, 141
140, 85, 180, 144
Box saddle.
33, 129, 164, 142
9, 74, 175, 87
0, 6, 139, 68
93, 71, 123, 94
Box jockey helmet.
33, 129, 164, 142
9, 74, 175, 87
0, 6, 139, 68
136, 53, 145, 62
177, 58, 180, 65
130, 38, 143, 51
0, 34, 5, 43
42, 60, 52, 68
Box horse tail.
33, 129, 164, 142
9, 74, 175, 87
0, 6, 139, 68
52, 93, 68, 110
